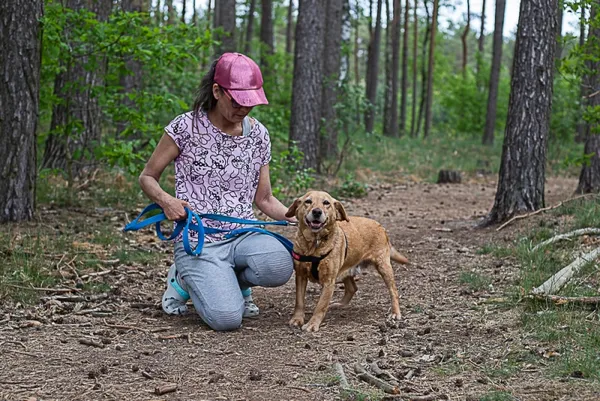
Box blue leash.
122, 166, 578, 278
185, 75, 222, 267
123, 203, 294, 256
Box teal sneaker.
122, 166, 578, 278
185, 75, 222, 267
162, 264, 190, 315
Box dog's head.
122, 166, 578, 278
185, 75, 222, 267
285, 191, 349, 233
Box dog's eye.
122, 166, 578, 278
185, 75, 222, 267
322, 200, 330, 206
304, 199, 312, 204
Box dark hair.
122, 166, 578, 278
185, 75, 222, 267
192, 58, 220, 116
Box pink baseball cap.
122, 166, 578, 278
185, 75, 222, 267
214, 52, 269, 107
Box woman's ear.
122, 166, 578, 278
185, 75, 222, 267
212, 83, 221, 99
334, 201, 349, 222
285, 198, 301, 218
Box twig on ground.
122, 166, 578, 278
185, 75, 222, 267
334, 362, 349, 389
531, 228, 600, 252
287, 386, 311, 393
142, 371, 154, 380
354, 363, 400, 394
6, 284, 80, 293
103, 319, 148, 332
528, 294, 600, 306
370, 362, 398, 384
79, 339, 105, 348
154, 384, 177, 395
80, 269, 113, 280
42, 293, 108, 303
496, 194, 597, 231
531, 247, 600, 295
4, 349, 39, 358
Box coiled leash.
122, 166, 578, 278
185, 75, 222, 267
123, 203, 294, 256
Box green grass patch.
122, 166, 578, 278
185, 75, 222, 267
460, 271, 492, 292
479, 391, 516, 401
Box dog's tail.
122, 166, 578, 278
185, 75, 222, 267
390, 246, 409, 264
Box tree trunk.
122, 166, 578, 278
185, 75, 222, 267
354, 0, 360, 86
576, 4, 587, 143
482, 0, 506, 146
365, 0, 383, 133
400, 0, 409, 135
208, 0, 213, 27
410, 0, 418, 137
385, 0, 401, 137
415, 0, 430, 138
461, 0, 470, 77
166, 0, 174, 24
289, 0, 325, 170
245, 0, 257, 54
383, 0, 393, 136
423, 0, 438, 138
555, 0, 563, 66
181, 0, 186, 22
476, 0, 486, 76
42, 0, 112, 174
192, 0, 197, 25
215, 0, 236, 55
260, 0, 274, 68
0, 0, 43, 222
320, 0, 344, 164
286, 0, 294, 54
340, 0, 352, 82
576, 1, 600, 193
485, 0, 558, 225
155, 0, 162, 24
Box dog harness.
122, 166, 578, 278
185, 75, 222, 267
292, 232, 349, 281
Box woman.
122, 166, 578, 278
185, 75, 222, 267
139, 52, 294, 331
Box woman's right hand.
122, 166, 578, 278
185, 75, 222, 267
161, 197, 191, 221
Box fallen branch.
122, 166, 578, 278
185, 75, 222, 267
496, 194, 597, 231
333, 362, 349, 389
154, 384, 177, 395
531, 228, 600, 252
6, 284, 80, 293
528, 294, 600, 306
370, 362, 398, 384
79, 339, 105, 348
42, 293, 108, 303
354, 363, 399, 394
531, 247, 600, 295
103, 319, 148, 332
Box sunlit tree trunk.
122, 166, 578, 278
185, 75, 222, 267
0, 0, 43, 222
400, 0, 409, 135
482, 0, 506, 146
423, 0, 438, 138
410, 0, 418, 136
365, 0, 383, 133
415, 0, 430, 138
485, 0, 558, 225
290, 0, 325, 170
384, 0, 401, 137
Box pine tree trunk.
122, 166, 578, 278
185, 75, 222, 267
0, 0, 43, 222
286, 0, 294, 54
423, 0, 438, 138
340, 0, 352, 82
400, 0, 409, 135
155, 0, 162, 24
385, 0, 401, 137
575, 5, 587, 143
320, 0, 344, 163
555, 0, 563, 66
461, 0, 470, 77
482, 0, 506, 146
42, 0, 111, 175
354, 0, 360, 86
485, 0, 558, 225
181, 0, 186, 22
166, 0, 174, 24
576, 1, 600, 193
244, 0, 257, 54
415, 0, 430, 138
478, 0, 486, 53
410, 0, 418, 137
290, 0, 325, 170
215, 0, 236, 55
365, 0, 383, 133
260, 0, 274, 68
383, 0, 393, 136
192, 0, 197, 25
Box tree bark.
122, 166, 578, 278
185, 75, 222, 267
482, 0, 506, 146
410, 0, 418, 137
461, 0, 470, 77
0, 0, 43, 222
485, 0, 558, 225
290, 0, 325, 170
576, 1, 600, 194
260, 0, 274, 68
385, 0, 401, 137
415, 0, 430, 138
555, 0, 564, 66
575, 4, 587, 143
166, 0, 174, 24
476, 0, 486, 76
214, 0, 236, 55
383, 0, 393, 136
423, 0, 438, 138
244, 0, 257, 54
286, 0, 294, 54
365, 0, 383, 133
320, 0, 344, 163
400, 0, 409, 135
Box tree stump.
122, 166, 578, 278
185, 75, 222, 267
437, 170, 462, 184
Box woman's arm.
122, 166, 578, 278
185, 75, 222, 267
254, 164, 296, 222
139, 134, 189, 221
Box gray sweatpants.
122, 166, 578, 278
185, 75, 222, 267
174, 232, 293, 331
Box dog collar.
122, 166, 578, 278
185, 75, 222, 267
292, 232, 348, 281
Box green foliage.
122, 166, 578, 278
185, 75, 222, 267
332, 174, 369, 199
459, 271, 492, 292
270, 144, 315, 201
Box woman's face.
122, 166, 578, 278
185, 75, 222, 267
212, 84, 253, 123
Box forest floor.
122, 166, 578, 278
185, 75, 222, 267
1, 175, 599, 401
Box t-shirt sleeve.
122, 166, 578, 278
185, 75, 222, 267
259, 124, 272, 166
164, 113, 192, 151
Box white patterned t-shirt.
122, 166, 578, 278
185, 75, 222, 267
165, 110, 271, 242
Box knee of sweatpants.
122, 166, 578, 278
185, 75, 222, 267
260, 252, 294, 287
202, 307, 243, 331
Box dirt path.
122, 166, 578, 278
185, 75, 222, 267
1, 177, 599, 401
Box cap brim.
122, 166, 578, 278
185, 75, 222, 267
229, 87, 269, 107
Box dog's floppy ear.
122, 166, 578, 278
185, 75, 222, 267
285, 198, 301, 218
334, 201, 349, 222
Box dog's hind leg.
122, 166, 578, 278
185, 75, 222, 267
373, 256, 402, 320
331, 276, 358, 309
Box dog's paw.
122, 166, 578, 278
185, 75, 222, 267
329, 302, 348, 309
301, 321, 321, 332
289, 316, 305, 327
387, 312, 402, 321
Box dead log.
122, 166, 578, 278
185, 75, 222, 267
437, 170, 462, 184
531, 228, 600, 252
531, 247, 600, 295
354, 363, 400, 394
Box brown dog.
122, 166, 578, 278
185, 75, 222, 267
285, 190, 408, 332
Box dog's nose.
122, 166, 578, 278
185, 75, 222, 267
312, 208, 322, 218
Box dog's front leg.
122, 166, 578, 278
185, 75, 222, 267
302, 280, 335, 332
289, 270, 307, 328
